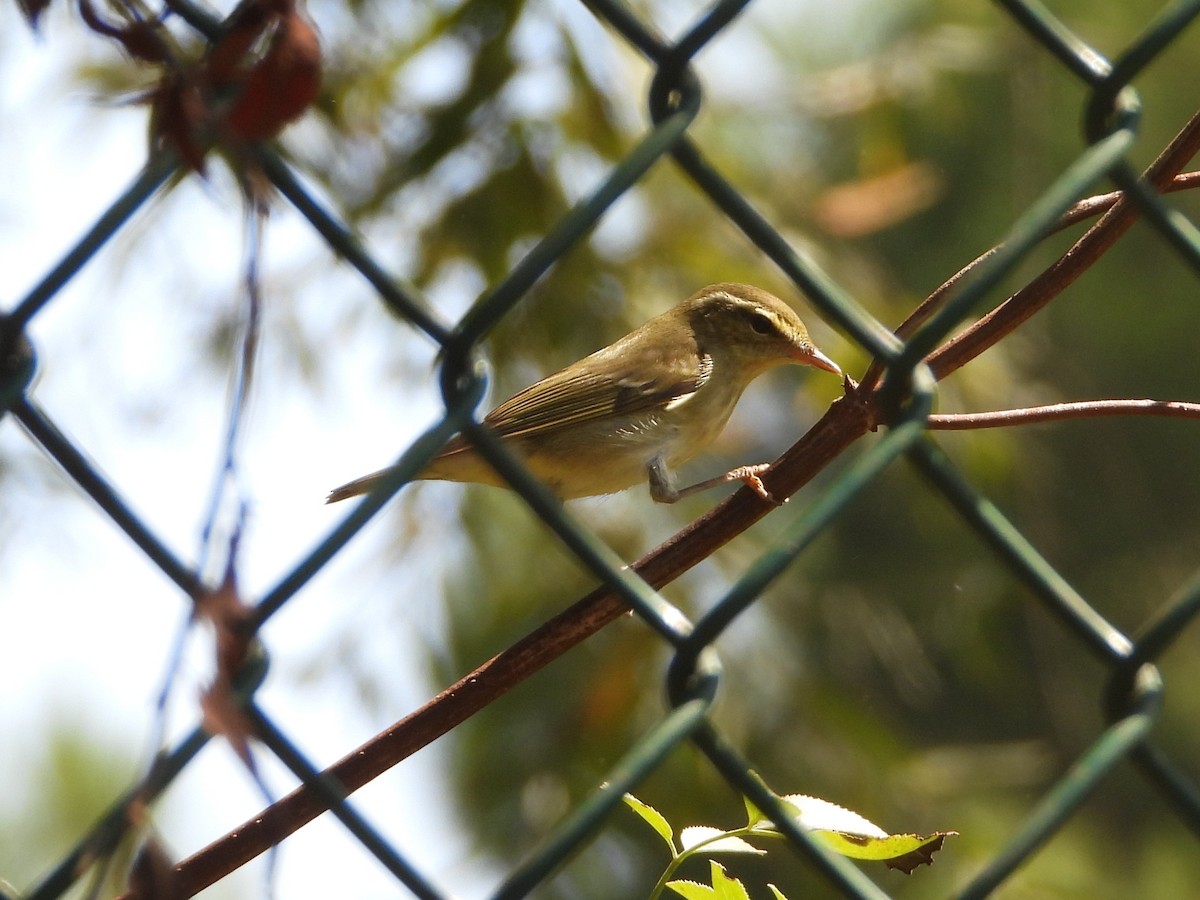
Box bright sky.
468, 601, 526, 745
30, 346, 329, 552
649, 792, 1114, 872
0, 1, 854, 896
0, 6, 494, 897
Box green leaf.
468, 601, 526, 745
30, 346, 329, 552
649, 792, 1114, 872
679, 826, 766, 856
666, 861, 754, 900
814, 831, 956, 873
741, 773, 771, 828
753, 793, 955, 872
775, 794, 888, 837
624, 793, 676, 853
666, 880, 717, 899
766, 884, 789, 900
709, 861, 753, 900
742, 795, 767, 829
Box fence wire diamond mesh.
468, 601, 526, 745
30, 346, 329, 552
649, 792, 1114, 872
3, 0, 1200, 898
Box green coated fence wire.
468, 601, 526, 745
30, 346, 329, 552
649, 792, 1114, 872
4, 0, 1200, 898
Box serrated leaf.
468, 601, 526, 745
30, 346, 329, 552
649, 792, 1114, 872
882, 833, 955, 874
679, 826, 766, 856
741, 772, 772, 827
709, 861, 753, 900
666, 880, 717, 899
753, 793, 955, 871
623, 793, 675, 852
742, 794, 767, 828
780, 794, 887, 836
815, 831, 956, 873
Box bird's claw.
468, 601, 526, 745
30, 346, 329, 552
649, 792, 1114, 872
739, 466, 785, 506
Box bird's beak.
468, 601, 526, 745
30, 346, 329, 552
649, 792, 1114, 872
794, 344, 842, 376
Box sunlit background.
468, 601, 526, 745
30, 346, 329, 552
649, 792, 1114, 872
3, 0, 1200, 897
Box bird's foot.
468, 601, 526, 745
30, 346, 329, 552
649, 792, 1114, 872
649, 460, 785, 505
727, 464, 784, 505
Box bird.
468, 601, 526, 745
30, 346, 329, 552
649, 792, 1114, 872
327, 282, 841, 505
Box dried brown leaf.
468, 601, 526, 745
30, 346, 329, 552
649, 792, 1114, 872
16, 0, 55, 31
195, 568, 257, 768
884, 832, 952, 874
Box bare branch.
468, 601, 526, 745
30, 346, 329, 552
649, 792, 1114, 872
928, 114, 1200, 381
1056, 170, 1200, 230
861, 166, 1200, 392
162, 114, 1200, 900
928, 399, 1200, 430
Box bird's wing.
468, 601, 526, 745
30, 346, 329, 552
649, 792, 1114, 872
470, 339, 712, 442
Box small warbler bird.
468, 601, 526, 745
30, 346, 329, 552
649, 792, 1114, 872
327, 282, 841, 505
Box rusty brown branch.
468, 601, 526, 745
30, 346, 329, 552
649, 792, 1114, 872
160, 392, 871, 898
928, 115, 1200, 381
928, 399, 1200, 429
860, 166, 1200, 393
161, 113, 1200, 896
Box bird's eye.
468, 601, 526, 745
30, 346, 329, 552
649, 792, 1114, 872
740, 308, 776, 336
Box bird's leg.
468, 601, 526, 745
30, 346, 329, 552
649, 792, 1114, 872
647, 455, 682, 503
677, 464, 779, 503
647, 456, 780, 504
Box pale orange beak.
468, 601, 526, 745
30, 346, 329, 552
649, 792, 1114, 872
794, 344, 842, 376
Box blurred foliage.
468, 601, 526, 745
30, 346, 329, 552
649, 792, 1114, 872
15, 0, 1200, 896
362, 1, 1200, 897
305, 0, 1200, 895
0, 721, 140, 896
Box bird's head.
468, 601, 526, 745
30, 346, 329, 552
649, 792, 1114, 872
682, 283, 841, 381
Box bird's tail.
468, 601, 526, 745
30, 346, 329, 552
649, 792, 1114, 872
325, 470, 389, 504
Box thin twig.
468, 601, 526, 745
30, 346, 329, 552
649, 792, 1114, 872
860, 168, 1200, 392
161, 112, 1200, 898
196, 207, 264, 578
1056, 169, 1200, 229
928, 399, 1200, 429
928, 116, 1200, 380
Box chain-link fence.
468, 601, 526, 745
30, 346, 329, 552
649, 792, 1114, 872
4, 0, 1200, 897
